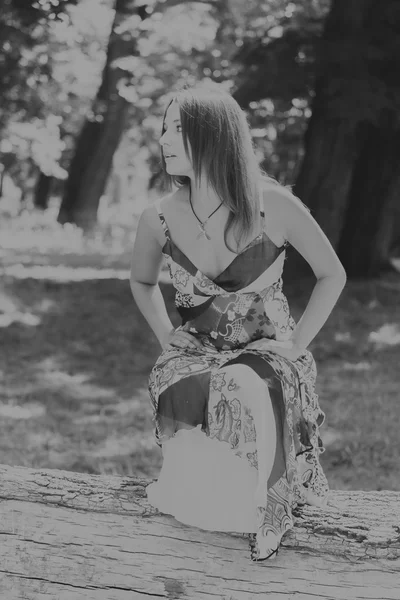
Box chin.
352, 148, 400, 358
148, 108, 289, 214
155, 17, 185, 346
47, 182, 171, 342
166, 167, 186, 177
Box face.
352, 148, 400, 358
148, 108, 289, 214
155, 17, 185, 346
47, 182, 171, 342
159, 100, 193, 177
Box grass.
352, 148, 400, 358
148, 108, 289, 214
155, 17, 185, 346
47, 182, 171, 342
1, 205, 400, 492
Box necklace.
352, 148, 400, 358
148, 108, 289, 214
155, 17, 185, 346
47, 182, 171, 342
189, 185, 223, 241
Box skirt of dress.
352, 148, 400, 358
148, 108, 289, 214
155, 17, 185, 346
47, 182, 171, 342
146, 424, 259, 533
147, 348, 331, 547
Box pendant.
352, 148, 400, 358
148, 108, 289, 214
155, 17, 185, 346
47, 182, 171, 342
197, 223, 211, 240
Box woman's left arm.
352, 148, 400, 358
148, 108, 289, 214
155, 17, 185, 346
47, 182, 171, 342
275, 187, 347, 352
249, 187, 347, 359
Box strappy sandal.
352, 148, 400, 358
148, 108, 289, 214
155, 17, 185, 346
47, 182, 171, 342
248, 533, 280, 562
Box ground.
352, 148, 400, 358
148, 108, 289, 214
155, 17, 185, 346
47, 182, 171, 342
1, 208, 400, 492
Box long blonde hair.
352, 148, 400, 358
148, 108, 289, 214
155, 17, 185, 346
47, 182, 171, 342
160, 83, 281, 252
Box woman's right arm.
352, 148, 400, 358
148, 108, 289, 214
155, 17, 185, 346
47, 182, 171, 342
130, 205, 202, 351
130, 205, 175, 348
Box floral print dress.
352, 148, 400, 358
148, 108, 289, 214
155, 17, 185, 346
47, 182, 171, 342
146, 185, 331, 554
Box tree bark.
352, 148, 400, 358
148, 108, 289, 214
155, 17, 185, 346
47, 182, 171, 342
56, 0, 217, 231
0, 164, 4, 198
33, 171, 52, 210
0, 463, 399, 599
337, 117, 400, 277
57, 0, 147, 231
294, 0, 400, 278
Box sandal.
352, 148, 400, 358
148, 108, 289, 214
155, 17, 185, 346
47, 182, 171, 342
248, 533, 280, 562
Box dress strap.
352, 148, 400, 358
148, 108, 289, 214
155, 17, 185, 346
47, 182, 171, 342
154, 198, 171, 242
258, 181, 289, 249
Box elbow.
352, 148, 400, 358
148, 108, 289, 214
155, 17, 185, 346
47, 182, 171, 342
332, 267, 347, 281
317, 269, 347, 283
130, 278, 157, 290
130, 278, 140, 294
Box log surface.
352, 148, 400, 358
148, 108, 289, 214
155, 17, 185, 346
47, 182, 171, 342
0, 464, 399, 600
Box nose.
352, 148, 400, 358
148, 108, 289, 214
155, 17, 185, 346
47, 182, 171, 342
159, 129, 169, 147
160, 137, 171, 154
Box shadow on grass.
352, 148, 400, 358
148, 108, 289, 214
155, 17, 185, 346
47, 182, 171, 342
1, 267, 400, 492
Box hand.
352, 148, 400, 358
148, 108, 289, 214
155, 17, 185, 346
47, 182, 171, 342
161, 327, 204, 352
245, 338, 305, 362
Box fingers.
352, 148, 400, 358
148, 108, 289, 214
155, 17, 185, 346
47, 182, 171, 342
248, 339, 291, 349
267, 340, 293, 348
247, 340, 269, 350
179, 332, 203, 348
167, 331, 202, 350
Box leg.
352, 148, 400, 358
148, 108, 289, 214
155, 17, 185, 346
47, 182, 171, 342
230, 365, 277, 506
220, 364, 279, 560
228, 365, 281, 561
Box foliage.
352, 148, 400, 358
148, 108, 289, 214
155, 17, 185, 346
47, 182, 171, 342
0, 0, 113, 197
117, 0, 331, 186
317, 0, 400, 122
0, 0, 332, 206
0, 0, 79, 129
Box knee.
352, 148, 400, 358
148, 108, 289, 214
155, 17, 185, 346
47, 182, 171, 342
226, 366, 273, 411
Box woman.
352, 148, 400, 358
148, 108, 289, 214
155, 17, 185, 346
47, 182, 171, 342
130, 84, 346, 562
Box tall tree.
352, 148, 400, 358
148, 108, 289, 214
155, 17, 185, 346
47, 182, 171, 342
57, 0, 148, 230
57, 0, 222, 229
294, 0, 400, 277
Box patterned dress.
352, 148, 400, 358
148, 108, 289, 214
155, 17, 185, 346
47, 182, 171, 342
146, 184, 331, 553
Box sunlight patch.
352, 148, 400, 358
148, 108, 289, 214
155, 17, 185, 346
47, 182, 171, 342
343, 362, 371, 371
0, 292, 18, 313
0, 263, 170, 283
36, 358, 115, 400
91, 432, 147, 458
317, 427, 342, 448
0, 402, 45, 420
369, 323, 400, 347
0, 291, 40, 327
0, 264, 130, 281
34, 298, 56, 313
76, 399, 142, 425
0, 311, 40, 328
334, 332, 351, 342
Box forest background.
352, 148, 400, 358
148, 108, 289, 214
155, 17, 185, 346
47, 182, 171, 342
1, 0, 400, 492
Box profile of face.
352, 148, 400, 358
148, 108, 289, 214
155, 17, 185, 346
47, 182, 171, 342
159, 99, 193, 177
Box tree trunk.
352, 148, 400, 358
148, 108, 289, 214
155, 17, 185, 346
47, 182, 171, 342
0, 463, 399, 599
57, 0, 146, 231
337, 117, 400, 277
293, 97, 359, 248
0, 164, 4, 198
294, 0, 400, 277
33, 171, 52, 210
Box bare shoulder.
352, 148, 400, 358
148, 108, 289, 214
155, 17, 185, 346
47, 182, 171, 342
259, 181, 303, 246
261, 179, 346, 278
139, 190, 179, 246
261, 181, 314, 240
131, 189, 181, 285
261, 181, 310, 221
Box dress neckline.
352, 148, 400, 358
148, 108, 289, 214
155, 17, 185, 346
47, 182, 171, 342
162, 230, 282, 283
157, 182, 287, 284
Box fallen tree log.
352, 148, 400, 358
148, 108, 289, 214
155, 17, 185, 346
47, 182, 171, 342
0, 463, 399, 600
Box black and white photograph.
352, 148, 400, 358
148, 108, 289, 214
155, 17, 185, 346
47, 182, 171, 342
1, 0, 400, 598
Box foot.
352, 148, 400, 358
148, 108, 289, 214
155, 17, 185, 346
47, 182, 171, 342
248, 532, 280, 562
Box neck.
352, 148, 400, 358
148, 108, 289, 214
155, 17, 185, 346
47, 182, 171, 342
188, 179, 223, 217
